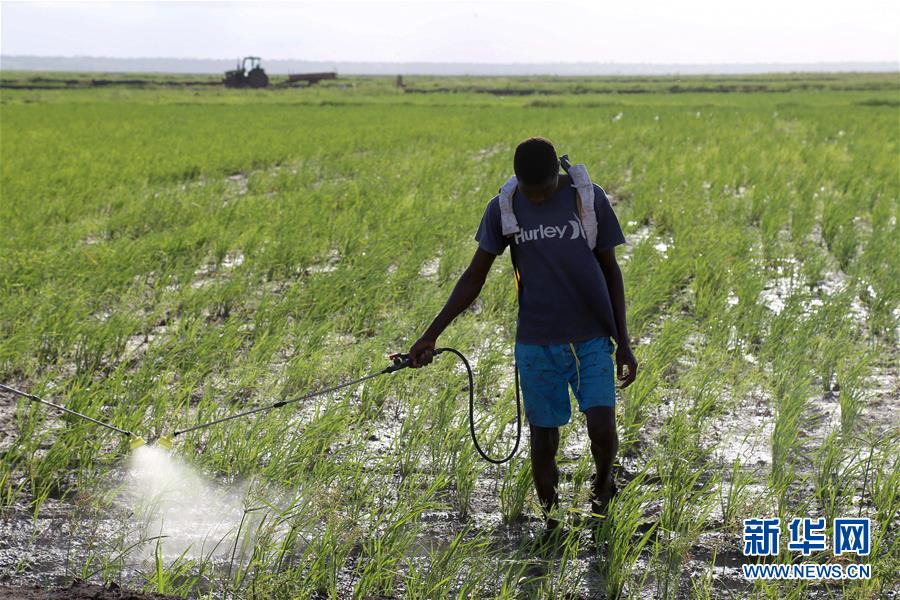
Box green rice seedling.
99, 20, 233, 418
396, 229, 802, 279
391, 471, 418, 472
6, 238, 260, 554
868, 434, 898, 537
494, 557, 539, 599
253, 400, 354, 477
271, 520, 304, 575
730, 264, 769, 350
394, 398, 431, 481
354, 516, 421, 596
228, 506, 276, 592
824, 435, 897, 599
568, 448, 597, 508
69, 496, 149, 585
835, 353, 870, 437
788, 188, 816, 245
353, 473, 445, 598
299, 512, 359, 598
331, 454, 382, 512
594, 469, 656, 600
652, 411, 718, 600
683, 353, 732, 430
796, 242, 828, 289
690, 248, 732, 323
812, 288, 858, 392
532, 524, 587, 598
83, 535, 165, 586
690, 547, 716, 600
498, 457, 533, 524
144, 539, 199, 597
0, 467, 12, 507
450, 437, 482, 520
424, 383, 463, 475
852, 199, 899, 339
810, 431, 862, 522
558, 525, 590, 595
770, 419, 801, 509
622, 240, 692, 338
769, 369, 810, 508
618, 317, 690, 455
719, 457, 754, 532
821, 194, 859, 271
403, 526, 490, 599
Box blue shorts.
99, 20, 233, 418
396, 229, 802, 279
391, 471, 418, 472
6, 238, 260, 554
514, 336, 616, 428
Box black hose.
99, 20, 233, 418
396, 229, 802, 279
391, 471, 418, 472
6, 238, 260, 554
435, 347, 522, 465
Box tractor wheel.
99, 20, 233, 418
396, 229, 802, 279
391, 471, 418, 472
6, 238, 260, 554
248, 70, 269, 88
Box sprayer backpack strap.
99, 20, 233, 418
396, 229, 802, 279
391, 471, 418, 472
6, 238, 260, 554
497, 154, 598, 250
560, 155, 598, 250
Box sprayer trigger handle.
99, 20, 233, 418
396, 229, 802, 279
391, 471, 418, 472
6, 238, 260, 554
383, 352, 410, 373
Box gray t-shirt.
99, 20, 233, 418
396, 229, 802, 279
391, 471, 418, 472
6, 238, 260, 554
474, 181, 626, 345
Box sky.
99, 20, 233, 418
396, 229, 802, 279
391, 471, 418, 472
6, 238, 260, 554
1, 0, 898, 64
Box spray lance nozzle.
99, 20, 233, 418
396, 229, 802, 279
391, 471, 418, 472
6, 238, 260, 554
136, 434, 175, 451
128, 433, 174, 451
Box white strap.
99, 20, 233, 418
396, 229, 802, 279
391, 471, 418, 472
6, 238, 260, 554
567, 164, 598, 249
498, 175, 520, 236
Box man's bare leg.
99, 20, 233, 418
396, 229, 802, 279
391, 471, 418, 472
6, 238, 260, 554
585, 406, 618, 513
529, 423, 560, 528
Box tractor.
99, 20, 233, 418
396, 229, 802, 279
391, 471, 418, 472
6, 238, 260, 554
223, 57, 269, 88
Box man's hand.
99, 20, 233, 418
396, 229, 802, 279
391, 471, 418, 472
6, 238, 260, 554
408, 336, 436, 368
615, 343, 638, 388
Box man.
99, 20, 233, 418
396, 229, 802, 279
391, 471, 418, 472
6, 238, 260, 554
407, 136, 637, 536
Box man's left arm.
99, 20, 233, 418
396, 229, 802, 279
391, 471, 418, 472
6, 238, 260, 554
595, 247, 637, 387
590, 184, 637, 387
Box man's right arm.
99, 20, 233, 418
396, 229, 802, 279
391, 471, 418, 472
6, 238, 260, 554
408, 247, 497, 367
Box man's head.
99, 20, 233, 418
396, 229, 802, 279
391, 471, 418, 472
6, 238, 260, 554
514, 137, 560, 203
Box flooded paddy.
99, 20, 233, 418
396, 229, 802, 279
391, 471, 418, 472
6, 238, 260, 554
2, 72, 898, 598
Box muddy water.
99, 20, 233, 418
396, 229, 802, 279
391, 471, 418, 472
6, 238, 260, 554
0, 496, 126, 588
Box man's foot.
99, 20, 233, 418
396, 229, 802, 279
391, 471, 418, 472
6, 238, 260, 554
589, 474, 618, 519
591, 481, 619, 517
535, 516, 565, 555
589, 476, 617, 550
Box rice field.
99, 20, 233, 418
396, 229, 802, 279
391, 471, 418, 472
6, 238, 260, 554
0, 72, 898, 599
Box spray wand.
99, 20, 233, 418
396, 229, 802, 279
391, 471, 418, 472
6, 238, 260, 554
0, 383, 154, 450
0, 347, 522, 463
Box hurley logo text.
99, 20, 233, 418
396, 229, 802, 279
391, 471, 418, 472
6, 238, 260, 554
513, 213, 586, 245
